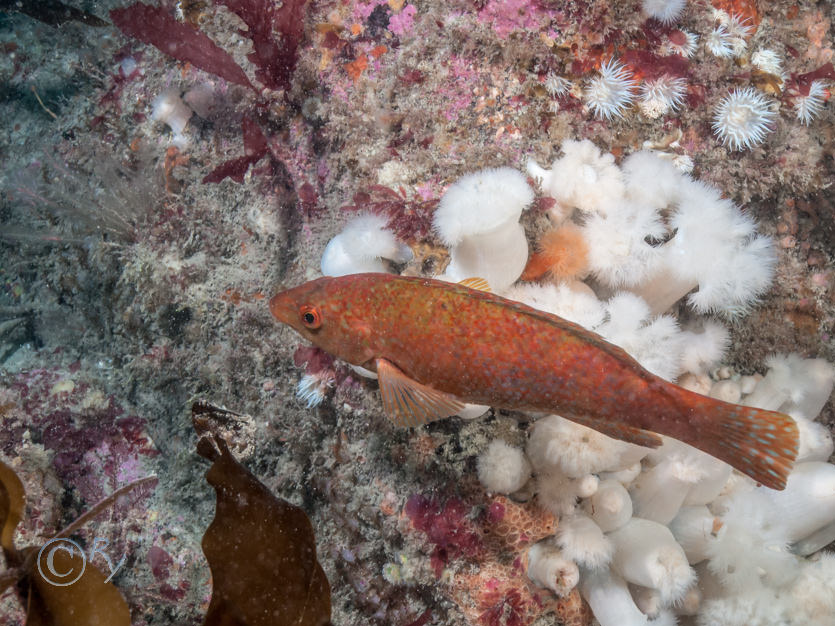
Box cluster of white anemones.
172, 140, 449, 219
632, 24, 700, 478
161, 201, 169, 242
541, 2, 830, 149
317, 140, 835, 625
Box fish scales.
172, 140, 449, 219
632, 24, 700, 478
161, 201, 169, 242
270, 273, 799, 489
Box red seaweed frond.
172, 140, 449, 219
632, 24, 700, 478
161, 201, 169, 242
341, 185, 437, 242
109, 3, 253, 89
217, 0, 309, 92
786, 63, 835, 97
202, 115, 269, 183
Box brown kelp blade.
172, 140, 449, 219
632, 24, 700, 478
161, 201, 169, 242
27, 544, 131, 626
1, 459, 137, 625
193, 403, 331, 626
0, 459, 25, 557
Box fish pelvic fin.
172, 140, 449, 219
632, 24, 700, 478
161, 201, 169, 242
690, 402, 798, 490
376, 358, 466, 427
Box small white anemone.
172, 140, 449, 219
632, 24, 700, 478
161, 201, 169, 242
662, 29, 698, 57
296, 372, 334, 408
622, 149, 687, 210
641, 0, 686, 24
793, 79, 829, 125
705, 25, 734, 58
584, 58, 637, 120
555, 513, 612, 569
583, 479, 632, 532
712, 87, 777, 150
751, 48, 784, 79
320, 213, 413, 276
669, 505, 718, 564
526, 542, 579, 597
638, 76, 688, 118
595, 293, 684, 381
477, 440, 531, 494
544, 72, 572, 98
609, 517, 696, 605
723, 12, 754, 39
678, 321, 730, 375
152, 89, 194, 146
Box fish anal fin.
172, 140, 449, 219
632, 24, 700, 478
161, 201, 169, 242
566, 413, 663, 449
376, 358, 465, 427
459, 277, 491, 292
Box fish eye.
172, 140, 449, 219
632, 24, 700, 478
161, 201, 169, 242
299, 305, 322, 329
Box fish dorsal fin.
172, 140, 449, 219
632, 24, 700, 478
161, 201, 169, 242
376, 358, 466, 427
458, 277, 491, 292
565, 413, 663, 449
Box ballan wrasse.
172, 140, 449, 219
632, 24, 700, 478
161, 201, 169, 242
270, 273, 798, 490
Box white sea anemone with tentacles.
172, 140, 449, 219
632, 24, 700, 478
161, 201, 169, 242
584, 59, 637, 120
639, 76, 688, 118
712, 87, 776, 150
641, 0, 685, 25
793, 80, 829, 125
662, 30, 698, 57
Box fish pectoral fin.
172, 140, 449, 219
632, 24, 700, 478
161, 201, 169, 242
375, 358, 466, 428
458, 277, 491, 292
568, 413, 663, 449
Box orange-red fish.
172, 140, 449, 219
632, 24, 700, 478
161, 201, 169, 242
270, 273, 798, 490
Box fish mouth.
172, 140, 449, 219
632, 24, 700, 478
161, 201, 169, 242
269, 291, 294, 325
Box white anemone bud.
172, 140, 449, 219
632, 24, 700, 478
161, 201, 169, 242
608, 518, 695, 604
766, 462, 835, 542
555, 513, 612, 569
583, 479, 633, 532
668, 505, 717, 564
526, 542, 579, 596
477, 440, 531, 494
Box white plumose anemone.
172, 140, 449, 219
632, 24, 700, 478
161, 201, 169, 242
321, 213, 413, 276
584, 59, 637, 120
712, 87, 776, 150
432, 167, 532, 291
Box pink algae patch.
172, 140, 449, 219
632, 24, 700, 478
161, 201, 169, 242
389, 4, 417, 36
478, 0, 552, 39
438, 55, 480, 121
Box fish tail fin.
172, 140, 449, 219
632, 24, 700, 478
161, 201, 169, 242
689, 401, 798, 490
